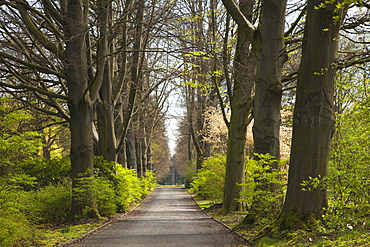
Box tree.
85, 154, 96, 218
220, 0, 288, 214
259, 0, 348, 237
64, 0, 110, 220
221, 0, 255, 214
0, 0, 140, 220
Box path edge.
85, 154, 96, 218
58, 188, 157, 246
188, 190, 255, 247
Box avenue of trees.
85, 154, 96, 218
175, 0, 370, 242
0, 0, 370, 245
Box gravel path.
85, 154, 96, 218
70, 187, 250, 247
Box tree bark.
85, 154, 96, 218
253, 0, 288, 162
221, 0, 255, 214
283, 0, 345, 217
64, 0, 100, 221
126, 125, 137, 171
96, 0, 117, 162
240, 0, 288, 224
257, 0, 347, 238
97, 62, 117, 162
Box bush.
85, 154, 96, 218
24, 181, 72, 224
0, 187, 35, 246
114, 166, 144, 212
240, 154, 287, 218
184, 160, 197, 188
93, 157, 157, 213
189, 155, 226, 203
311, 102, 370, 230
139, 171, 156, 196
21, 157, 71, 187
94, 178, 117, 217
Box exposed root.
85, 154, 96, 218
254, 207, 322, 242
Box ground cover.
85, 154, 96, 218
193, 196, 370, 247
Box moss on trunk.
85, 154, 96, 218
254, 207, 322, 242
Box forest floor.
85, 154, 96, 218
52, 187, 249, 247
195, 198, 370, 247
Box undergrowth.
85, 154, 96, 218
193, 196, 370, 246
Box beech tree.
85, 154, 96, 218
221, 0, 255, 214
0, 0, 110, 220
258, 0, 348, 237
220, 0, 288, 214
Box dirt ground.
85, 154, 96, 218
69, 187, 251, 247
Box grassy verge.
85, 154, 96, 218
33, 187, 156, 246
35, 220, 107, 246
192, 196, 370, 247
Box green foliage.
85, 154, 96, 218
314, 0, 363, 11
21, 156, 71, 187
189, 155, 226, 203
113, 166, 144, 212
0, 131, 43, 176
0, 186, 35, 247
24, 182, 72, 224
240, 154, 287, 219
140, 171, 157, 195
184, 160, 197, 188
0, 99, 43, 175
93, 157, 156, 213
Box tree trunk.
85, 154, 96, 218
221, 0, 255, 214
126, 126, 137, 171
257, 0, 347, 239
115, 100, 127, 166
136, 137, 143, 177
239, 0, 288, 224
97, 62, 117, 162
283, 0, 345, 218
253, 0, 288, 162
96, 0, 116, 163
141, 126, 148, 177
64, 0, 100, 221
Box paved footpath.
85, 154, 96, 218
70, 187, 250, 247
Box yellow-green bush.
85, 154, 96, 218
24, 181, 71, 224
94, 157, 156, 213
189, 155, 226, 203
0, 188, 34, 247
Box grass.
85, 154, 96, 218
34, 220, 108, 246
192, 196, 370, 247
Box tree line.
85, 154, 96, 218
0, 0, 173, 222
0, 0, 370, 245
171, 0, 370, 242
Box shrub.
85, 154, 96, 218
189, 155, 226, 203
301, 102, 370, 231
114, 166, 143, 212
21, 157, 71, 187
139, 171, 156, 196
93, 178, 117, 217
93, 157, 157, 213
24, 181, 72, 224
0, 187, 34, 246
184, 160, 197, 188
240, 154, 287, 218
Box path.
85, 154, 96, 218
70, 187, 250, 247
